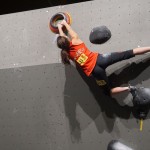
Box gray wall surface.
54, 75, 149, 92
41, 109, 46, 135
0, 0, 150, 150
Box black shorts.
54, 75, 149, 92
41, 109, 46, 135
92, 50, 135, 91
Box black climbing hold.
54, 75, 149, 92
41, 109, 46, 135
131, 87, 150, 106
89, 26, 111, 44
130, 87, 150, 119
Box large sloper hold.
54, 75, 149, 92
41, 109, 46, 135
130, 87, 150, 106
89, 26, 111, 44
130, 87, 150, 119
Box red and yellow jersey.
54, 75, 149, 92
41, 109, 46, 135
68, 42, 98, 76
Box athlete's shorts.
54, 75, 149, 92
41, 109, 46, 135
91, 49, 135, 94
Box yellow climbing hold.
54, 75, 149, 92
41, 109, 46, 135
140, 119, 143, 131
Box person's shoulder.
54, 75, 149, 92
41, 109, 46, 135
71, 38, 84, 45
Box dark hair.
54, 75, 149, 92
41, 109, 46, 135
61, 50, 70, 65
57, 36, 70, 50
57, 36, 71, 65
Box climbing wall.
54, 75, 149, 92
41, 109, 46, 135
0, 0, 150, 150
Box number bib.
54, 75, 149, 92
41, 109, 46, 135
76, 53, 88, 66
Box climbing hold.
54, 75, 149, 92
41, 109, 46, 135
130, 87, 150, 107
89, 25, 111, 44
140, 119, 143, 131
49, 12, 72, 34
107, 140, 133, 150
130, 86, 150, 119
